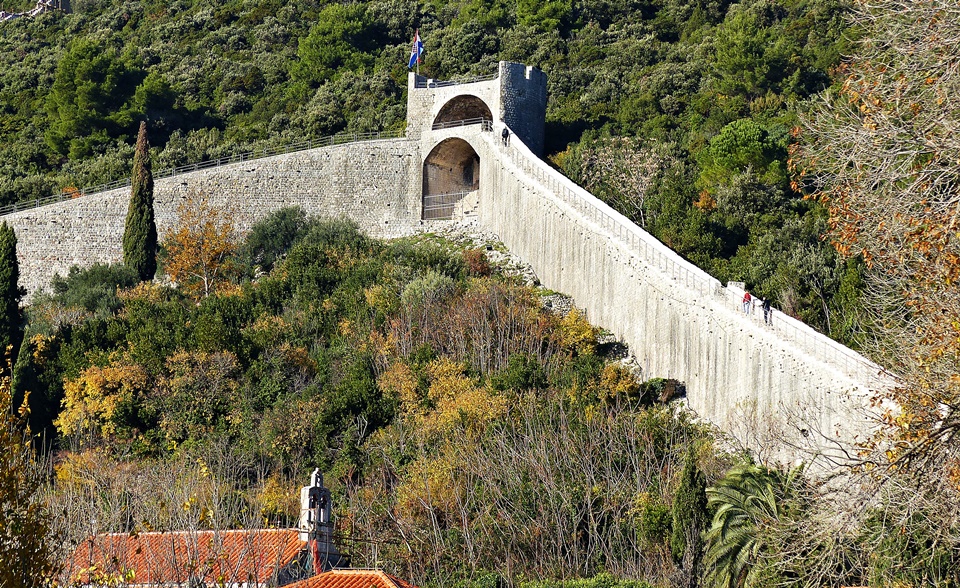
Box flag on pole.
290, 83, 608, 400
408, 29, 424, 69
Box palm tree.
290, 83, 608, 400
703, 463, 799, 588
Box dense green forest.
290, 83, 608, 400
0, 0, 863, 341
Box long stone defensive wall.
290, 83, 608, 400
6, 137, 423, 294
455, 123, 889, 459
2, 62, 892, 460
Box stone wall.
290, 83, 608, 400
7, 138, 421, 294
463, 125, 888, 459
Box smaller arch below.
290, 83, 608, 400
432, 95, 493, 128
422, 138, 480, 220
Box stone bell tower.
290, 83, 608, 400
298, 469, 348, 571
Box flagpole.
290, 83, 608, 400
416, 28, 420, 76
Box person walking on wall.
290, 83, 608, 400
502, 127, 510, 146
742, 291, 752, 314
762, 297, 772, 325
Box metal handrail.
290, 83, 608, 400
414, 73, 499, 89
490, 131, 887, 382
422, 190, 475, 208
0, 129, 408, 218
431, 118, 493, 131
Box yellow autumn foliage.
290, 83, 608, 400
378, 361, 420, 409
163, 191, 239, 300
558, 307, 598, 356
395, 447, 461, 517
592, 363, 641, 401
242, 314, 293, 349
277, 343, 316, 373
258, 473, 300, 525
368, 330, 399, 364
420, 358, 507, 438
30, 333, 55, 368
364, 283, 399, 315
55, 357, 149, 443
117, 280, 168, 304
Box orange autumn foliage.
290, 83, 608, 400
163, 191, 239, 300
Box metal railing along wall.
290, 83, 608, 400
431, 118, 494, 132
0, 129, 408, 218
422, 191, 475, 220
489, 132, 887, 382
414, 73, 498, 89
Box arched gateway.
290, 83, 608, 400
432, 95, 493, 127
421, 138, 480, 220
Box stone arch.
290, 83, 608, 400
432, 95, 493, 127
422, 138, 480, 220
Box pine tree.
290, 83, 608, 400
123, 121, 157, 281
672, 443, 708, 587
0, 222, 24, 366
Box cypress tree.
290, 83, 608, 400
672, 442, 709, 586
123, 121, 157, 281
0, 222, 23, 366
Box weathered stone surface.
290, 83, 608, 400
8, 139, 423, 294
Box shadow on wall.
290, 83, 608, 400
433, 96, 493, 126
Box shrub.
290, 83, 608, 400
401, 270, 456, 309
50, 263, 140, 316
240, 206, 315, 274
463, 248, 492, 277
491, 352, 547, 391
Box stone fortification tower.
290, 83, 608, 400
406, 61, 547, 155
408, 61, 547, 221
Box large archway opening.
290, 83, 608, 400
432, 95, 493, 128
422, 138, 480, 220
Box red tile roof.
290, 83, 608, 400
64, 528, 305, 586
286, 569, 418, 588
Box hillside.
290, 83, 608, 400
0, 0, 863, 342
11, 207, 718, 585
2, 0, 959, 585
13, 205, 955, 587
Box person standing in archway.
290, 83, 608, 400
502, 127, 510, 146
